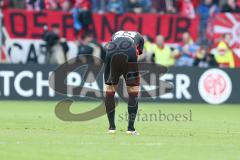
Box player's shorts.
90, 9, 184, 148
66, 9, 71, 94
104, 37, 140, 86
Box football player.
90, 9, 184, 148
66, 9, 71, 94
104, 31, 144, 136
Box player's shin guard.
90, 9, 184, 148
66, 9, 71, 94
128, 93, 139, 131
105, 92, 116, 130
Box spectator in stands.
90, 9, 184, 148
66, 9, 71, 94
222, 0, 240, 12
151, 0, 178, 14
194, 46, 218, 67
153, 35, 175, 66
138, 36, 154, 62
44, 0, 59, 10
72, 0, 93, 38
182, 32, 195, 45
89, 33, 106, 61
0, 0, 5, 9
74, 0, 91, 9
59, 0, 74, 12
43, 25, 68, 64
92, 0, 107, 13
197, 0, 220, 45
176, 32, 198, 67
212, 34, 235, 68
107, 0, 124, 14
180, 0, 196, 19
77, 32, 101, 64
26, 0, 44, 10
139, 0, 152, 12
192, 0, 201, 9
5, 0, 25, 9
125, 0, 144, 13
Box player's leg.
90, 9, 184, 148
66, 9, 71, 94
104, 84, 117, 131
125, 68, 140, 135
126, 85, 140, 132
103, 47, 121, 132
123, 41, 140, 135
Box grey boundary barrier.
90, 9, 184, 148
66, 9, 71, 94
0, 64, 239, 104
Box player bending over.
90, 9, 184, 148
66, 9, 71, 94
104, 31, 144, 136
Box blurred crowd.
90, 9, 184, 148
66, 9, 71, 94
1, 0, 240, 14
1, 0, 240, 68
42, 27, 237, 68
139, 32, 236, 68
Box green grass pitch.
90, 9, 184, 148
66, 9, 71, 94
0, 101, 240, 160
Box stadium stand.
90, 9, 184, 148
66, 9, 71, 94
1, 0, 240, 67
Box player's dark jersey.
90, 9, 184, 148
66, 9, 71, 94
104, 31, 144, 86
112, 31, 144, 55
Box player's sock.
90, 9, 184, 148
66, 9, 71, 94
107, 111, 115, 130
128, 95, 138, 131
105, 92, 116, 130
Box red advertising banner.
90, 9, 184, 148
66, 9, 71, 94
3, 9, 199, 43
